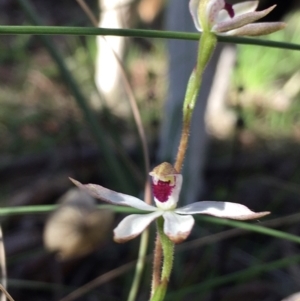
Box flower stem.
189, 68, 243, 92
151, 234, 162, 295
150, 217, 174, 301
174, 31, 217, 172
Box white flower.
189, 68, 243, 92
189, 0, 285, 36
70, 162, 269, 243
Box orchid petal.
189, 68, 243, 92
70, 178, 156, 212
213, 5, 276, 33
175, 201, 270, 220
232, 1, 259, 16
206, 0, 225, 27
217, 1, 259, 23
227, 22, 286, 36
114, 211, 163, 243
189, 0, 202, 31
163, 212, 194, 243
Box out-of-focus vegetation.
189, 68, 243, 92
231, 12, 300, 139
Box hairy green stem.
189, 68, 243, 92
175, 31, 217, 172
150, 217, 174, 301
151, 234, 162, 295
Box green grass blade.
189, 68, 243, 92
0, 205, 141, 216
197, 215, 300, 244
0, 26, 299, 51
1, 204, 300, 244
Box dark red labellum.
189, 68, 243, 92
152, 180, 174, 203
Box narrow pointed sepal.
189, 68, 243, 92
175, 201, 270, 220
227, 22, 286, 36
114, 211, 163, 243
163, 212, 195, 243
214, 5, 276, 33
70, 178, 156, 211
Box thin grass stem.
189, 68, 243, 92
0, 26, 299, 51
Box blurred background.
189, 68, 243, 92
1, 0, 300, 300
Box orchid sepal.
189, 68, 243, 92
213, 4, 276, 33
226, 22, 286, 36
175, 201, 270, 220
69, 178, 156, 212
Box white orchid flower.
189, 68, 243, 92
189, 0, 285, 36
71, 162, 269, 244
